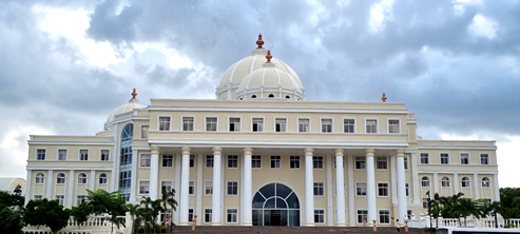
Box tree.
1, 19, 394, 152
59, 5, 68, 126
0, 206, 24, 234
140, 196, 165, 234
127, 203, 143, 234
70, 202, 92, 228
23, 199, 70, 234
498, 187, 520, 220
86, 189, 127, 233
23, 199, 47, 228
161, 187, 178, 226
11, 184, 25, 210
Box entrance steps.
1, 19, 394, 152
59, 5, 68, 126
172, 226, 424, 233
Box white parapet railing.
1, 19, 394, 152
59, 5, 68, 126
23, 215, 127, 234
407, 215, 520, 229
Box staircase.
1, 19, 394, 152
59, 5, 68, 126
172, 226, 425, 233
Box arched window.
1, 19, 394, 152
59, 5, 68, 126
421, 176, 430, 187
251, 95, 257, 98
119, 123, 133, 201
441, 176, 450, 187
35, 173, 45, 184
285, 95, 290, 99
482, 177, 490, 188
268, 94, 274, 98
77, 173, 87, 184
461, 177, 470, 187
99, 173, 108, 185
56, 173, 66, 184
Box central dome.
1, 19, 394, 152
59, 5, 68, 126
215, 34, 304, 100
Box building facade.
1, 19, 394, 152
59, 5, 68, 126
25, 35, 499, 227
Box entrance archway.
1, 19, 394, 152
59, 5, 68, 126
252, 183, 300, 226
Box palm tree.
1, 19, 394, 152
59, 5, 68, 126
140, 197, 165, 234
86, 189, 127, 233
127, 204, 142, 234
161, 188, 178, 227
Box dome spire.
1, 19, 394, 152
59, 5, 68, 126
131, 88, 137, 99
266, 49, 272, 63
381, 92, 387, 102
256, 33, 264, 49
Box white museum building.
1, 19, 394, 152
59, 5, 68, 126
25, 34, 500, 227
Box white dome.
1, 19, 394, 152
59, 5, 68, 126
104, 89, 145, 131
216, 34, 304, 100
236, 62, 305, 100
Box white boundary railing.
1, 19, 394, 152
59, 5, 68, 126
408, 214, 520, 229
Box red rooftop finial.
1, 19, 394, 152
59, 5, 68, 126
266, 50, 272, 63
381, 92, 387, 102
131, 88, 137, 99
256, 33, 264, 49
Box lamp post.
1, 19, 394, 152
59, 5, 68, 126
427, 190, 433, 234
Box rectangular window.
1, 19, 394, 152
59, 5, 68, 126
290, 156, 300, 169
343, 119, 355, 133
227, 155, 238, 168
376, 157, 388, 170
161, 181, 172, 194
378, 183, 389, 196
366, 119, 378, 133
140, 154, 151, 168
204, 209, 212, 223
80, 149, 89, 161
77, 195, 86, 205
139, 181, 150, 195
480, 154, 489, 165
34, 195, 43, 200
182, 117, 194, 131
206, 117, 217, 132
252, 118, 264, 132
406, 183, 410, 197
55, 195, 65, 206
356, 182, 367, 196
206, 155, 214, 168
321, 118, 333, 133
159, 116, 171, 131
227, 181, 238, 195
314, 210, 325, 223
275, 118, 287, 132
460, 153, 469, 165
420, 153, 429, 164
379, 210, 390, 224
229, 117, 241, 132
205, 181, 213, 195
189, 155, 195, 168
298, 118, 310, 133
227, 209, 238, 223
422, 198, 429, 209
57, 149, 67, 161
252, 155, 261, 168
188, 209, 194, 222
100, 150, 110, 161
404, 156, 409, 170
270, 155, 281, 168
189, 181, 195, 195
357, 210, 368, 224
162, 155, 173, 167
141, 125, 149, 138
355, 157, 366, 169
440, 153, 449, 165
313, 182, 324, 196
36, 149, 46, 160
388, 119, 400, 133
313, 156, 324, 169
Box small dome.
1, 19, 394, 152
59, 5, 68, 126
216, 34, 303, 100
104, 89, 145, 131
236, 54, 305, 100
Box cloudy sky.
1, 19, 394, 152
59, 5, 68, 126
1, 0, 519, 188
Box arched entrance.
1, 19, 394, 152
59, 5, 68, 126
252, 183, 300, 226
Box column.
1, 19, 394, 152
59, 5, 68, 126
67, 170, 75, 208
396, 149, 407, 224
212, 147, 222, 225
411, 152, 420, 204
304, 148, 315, 226
130, 149, 138, 202
179, 147, 191, 225
90, 170, 96, 191
149, 148, 159, 200
348, 156, 355, 226
243, 148, 253, 226
433, 173, 439, 194
453, 173, 459, 194
473, 174, 480, 199
46, 170, 53, 199
493, 174, 500, 202
25, 170, 32, 205
365, 149, 377, 226
335, 149, 347, 226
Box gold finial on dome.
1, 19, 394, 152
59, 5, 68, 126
381, 92, 387, 102
131, 88, 137, 99
266, 49, 272, 63
256, 33, 264, 49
